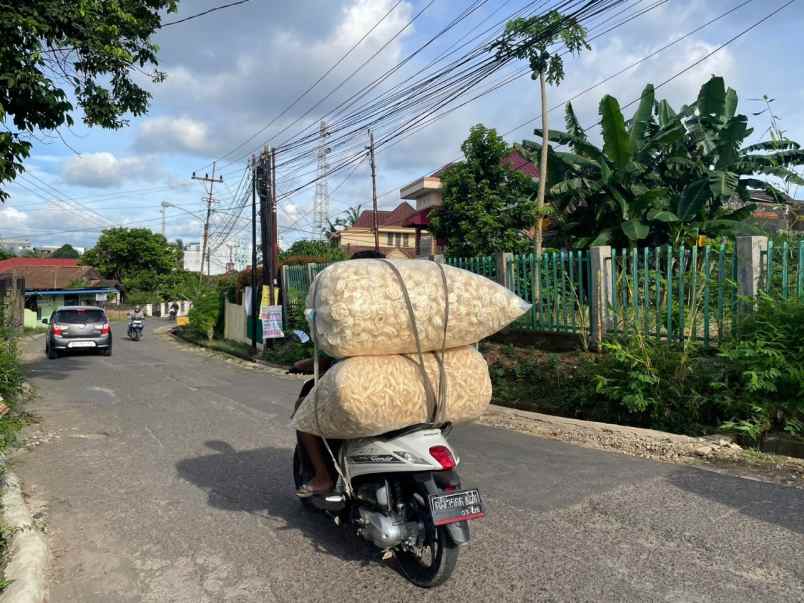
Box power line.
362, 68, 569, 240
161, 0, 252, 27
210, 0, 406, 166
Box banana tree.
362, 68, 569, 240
534, 77, 804, 248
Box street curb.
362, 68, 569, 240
0, 472, 47, 603
162, 327, 308, 381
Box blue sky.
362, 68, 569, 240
2, 0, 803, 252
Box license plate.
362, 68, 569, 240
428, 489, 484, 526
68, 341, 96, 348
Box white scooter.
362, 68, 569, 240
293, 396, 484, 588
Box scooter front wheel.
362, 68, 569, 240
397, 524, 458, 588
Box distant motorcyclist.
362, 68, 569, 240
128, 305, 145, 321
127, 306, 146, 340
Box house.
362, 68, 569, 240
399, 149, 541, 255
0, 258, 120, 323
332, 202, 419, 259
745, 190, 802, 233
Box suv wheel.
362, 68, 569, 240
47, 342, 58, 360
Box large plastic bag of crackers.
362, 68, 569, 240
291, 259, 530, 439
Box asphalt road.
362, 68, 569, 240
14, 323, 804, 602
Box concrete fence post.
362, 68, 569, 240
589, 245, 613, 350
736, 235, 768, 299
495, 252, 513, 288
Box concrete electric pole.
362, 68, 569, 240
191, 162, 223, 278
367, 129, 379, 253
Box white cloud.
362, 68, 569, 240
61, 152, 159, 188
0, 206, 29, 228
134, 116, 212, 155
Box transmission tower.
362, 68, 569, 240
313, 120, 331, 237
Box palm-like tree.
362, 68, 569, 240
529, 77, 804, 248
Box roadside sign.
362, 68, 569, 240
260, 305, 284, 339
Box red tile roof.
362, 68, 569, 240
353, 201, 417, 228
0, 258, 80, 272
501, 149, 540, 179
426, 150, 539, 181
0, 258, 118, 291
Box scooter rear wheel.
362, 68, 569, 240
397, 524, 458, 588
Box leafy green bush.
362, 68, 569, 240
590, 338, 721, 434
0, 338, 24, 409
715, 295, 804, 442
188, 287, 223, 340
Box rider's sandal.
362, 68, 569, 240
295, 483, 330, 498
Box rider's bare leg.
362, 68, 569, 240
299, 432, 333, 493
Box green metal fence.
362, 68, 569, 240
283, 262, 332, 330
278, 239, 804, 346
608, 244, 739, 346
445, 255, 498, 281
505, 251, 592, 335
761, 239, 804, 299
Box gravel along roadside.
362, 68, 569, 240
480, 405, 804, 488
0, 472, 47, 603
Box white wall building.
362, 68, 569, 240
183, 241, 248, 275
0, 239, 33, 255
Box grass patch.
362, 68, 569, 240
22, 327, 47, 336
173, 327, 255, 361
173, 327, 314, 368
261, 340, 313, 366
482, 342, 595, 417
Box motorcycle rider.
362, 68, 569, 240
128, 305, 145, 322
294, 249, 385, 498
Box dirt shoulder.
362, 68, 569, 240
481, 405, 804, 489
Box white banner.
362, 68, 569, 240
260, 305, 284, 340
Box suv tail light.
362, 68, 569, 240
52, 324, 64, 336
100, 323, 110, 335
429, 446, 456, 471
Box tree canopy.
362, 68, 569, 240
0, 0, 177, 201
50, 244, 80, 259
428, 125, 538, 256
82, 227, 179, 293
280, 239, 345, 262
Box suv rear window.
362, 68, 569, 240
53, 309, 106, 324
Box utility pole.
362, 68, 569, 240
367, 129, 379, 252
250, 154, 258, 355
270, 147, 278, 307
160, 201, 168, 238
191, 162, 222, 279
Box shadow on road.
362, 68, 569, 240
668, 469, 803, 535
24, 353, 101, 382
176, 440, 382, 567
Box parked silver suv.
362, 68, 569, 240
44, 306, 112, 359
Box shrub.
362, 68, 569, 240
188, 287, 223, 340
0, 338, 24, 409
589, 338, 721, 435
715, 295, 804, 443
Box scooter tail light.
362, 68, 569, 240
429, 445, 456, 471
52, 324, 63, 336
